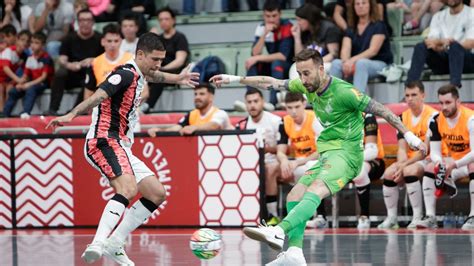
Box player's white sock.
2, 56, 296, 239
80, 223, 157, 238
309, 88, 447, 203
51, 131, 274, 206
422, 176, 436, 216
469, 180, 474, 217
92, 194, 129, 244
111, 197, 158, 243
405, 176, 423, 218
383, 180, 399, 217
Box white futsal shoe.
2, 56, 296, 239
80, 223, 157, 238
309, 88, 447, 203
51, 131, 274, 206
81, 241, 103, 264
407, 215, 423, 229
103, 236, 135, 266
306, 215, 328, 229
266, 247, 307, 266
415, 215, 438, 229
243, 222, 285, 251
377, 216, 399, 229
357, 215, 371, 229
462, 216, 474, 230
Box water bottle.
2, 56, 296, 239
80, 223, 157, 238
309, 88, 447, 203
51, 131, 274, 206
443, 214, 450, 228
449, 213, 456, 228
457, 213, 466, 228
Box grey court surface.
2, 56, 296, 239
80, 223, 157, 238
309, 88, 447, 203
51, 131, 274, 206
0, 228, 473, 265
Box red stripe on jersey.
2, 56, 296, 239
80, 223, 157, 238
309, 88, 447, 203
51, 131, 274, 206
118, 72, 139, 139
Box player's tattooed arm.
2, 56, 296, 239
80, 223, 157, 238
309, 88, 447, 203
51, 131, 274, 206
364, 99, 408, 134
70, 89, 109, 116
240, 76, 289, 91
147, 71, 166, 83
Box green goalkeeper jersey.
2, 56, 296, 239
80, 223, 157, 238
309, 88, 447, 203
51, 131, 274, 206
288, 77, 371, 154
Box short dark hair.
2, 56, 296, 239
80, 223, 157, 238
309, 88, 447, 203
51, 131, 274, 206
17, 30, 31, 39
438, 84, 459, 99
120, 14, 139, 26
285, 92, 305, 103
32, 32, 47, 44
263, 0, 281, 12
1, 24, 17, 36
405, 80, 425, 93
77, 8, 94, 19
157, 6, 176, 18
245, 87, 263, 98
136, 32, 164, 55
195, 82, 215, 94
294, 49, 324, 66
102, 23, 122, 37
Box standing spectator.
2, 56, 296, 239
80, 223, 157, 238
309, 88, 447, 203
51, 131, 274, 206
119, 14, 139, 54
146, 7, 189, 112
0, 0, 33, 32
329, 0, 393, 93
291, 3, 342, 72
30, 0, 74, 58
3, 32, 53, 118
405, 0, 474, 88
247, 0, 294, 106
46, 9, 103, 116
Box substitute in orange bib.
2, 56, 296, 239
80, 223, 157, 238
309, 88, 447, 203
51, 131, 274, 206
416, 84, 474, 229
84, 23, 134, 100
378, 81, 438, 229
148, 83, 233, 136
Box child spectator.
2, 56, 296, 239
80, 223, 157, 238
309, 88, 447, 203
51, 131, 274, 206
3, 32, 53, 118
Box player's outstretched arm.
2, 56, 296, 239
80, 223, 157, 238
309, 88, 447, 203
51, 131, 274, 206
364, 99, 427, 155
209, 74, 289, 91
46, 89, 109, 129
147, 64, 200, 87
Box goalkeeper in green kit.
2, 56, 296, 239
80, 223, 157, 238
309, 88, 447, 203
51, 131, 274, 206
210, 49, 426, 265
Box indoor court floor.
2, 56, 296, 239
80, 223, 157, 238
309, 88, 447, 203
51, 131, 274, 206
1, 228, 473, 265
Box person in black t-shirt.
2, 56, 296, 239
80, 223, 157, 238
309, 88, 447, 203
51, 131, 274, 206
145, 7, 189, 113
46, 9, 103, 115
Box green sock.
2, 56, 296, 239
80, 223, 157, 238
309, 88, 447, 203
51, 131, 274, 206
286, 201, 306, 248
279, 192, 321, 234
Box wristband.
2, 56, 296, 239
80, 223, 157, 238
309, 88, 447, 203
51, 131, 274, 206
221, 74, 241, 84
404, 131, 422, 148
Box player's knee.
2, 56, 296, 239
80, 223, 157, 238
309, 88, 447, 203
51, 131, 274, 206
121, 185, 138, 200
467, 163, 474, 173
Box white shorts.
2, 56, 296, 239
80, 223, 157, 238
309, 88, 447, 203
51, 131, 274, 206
84, 138, 154, 183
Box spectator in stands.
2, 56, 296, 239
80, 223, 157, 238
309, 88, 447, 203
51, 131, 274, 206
2, 24, 17, 46
0, 0, 33, 32
246, 0, 294, 106
87, 0, 113, 22
378, 81, 437, 229
387, 0, 444, 34
117, 0, 156, 36
0, 30, 9, 111
329, 0, 393, 93
3, 32, 53, 118
235, 88, 283, 225
351, 113, 385, 229
147, 83, 233, 136
46, 9, 103, 116
416, 85, 474, 229
71, 0, 89, 31
405, 0, 474, 89
84, 23, 133, 100
333, 0, 392, 36
119, 14, 139, 54
290, 3, 342, 72
145, 7, 189, 113
31, 0, 74, 58
276, 92, 327, 228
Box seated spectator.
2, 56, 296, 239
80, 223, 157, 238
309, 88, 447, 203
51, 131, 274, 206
146, 7, 189, 113
1, 29, 31, 86
329, 0, 393, 93
117, 0, 156, 36
46, 9, 103, 116
290, 3, 342, 73
147, 83, 234, 136
3, 32, 53, 118
406, 0, 474, 88
0, 30, 9, 111
247, 0, 294, 106
119, 14, 139, 54
387, 0, 444, 34
31, 0, 74, 58
71, 0, 89, 31
333, 0, 392, 36
84, 23, 133, 100
1, 0, 33, 32
2, 24, 17, 46
235, 88, 282, 225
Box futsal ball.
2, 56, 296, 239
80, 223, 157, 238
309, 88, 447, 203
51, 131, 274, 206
189, 228, 222, 259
